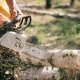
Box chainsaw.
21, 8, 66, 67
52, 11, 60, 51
0, 14, 51, 67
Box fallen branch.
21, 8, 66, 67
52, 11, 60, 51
20, 7, 80, 19
18, 3, 70, 9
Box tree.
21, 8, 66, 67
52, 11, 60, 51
45, 0, 51, 9
70, 0, 75, 6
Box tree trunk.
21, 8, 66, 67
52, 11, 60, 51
70, 0, 74, 6
45, 0, 51, 9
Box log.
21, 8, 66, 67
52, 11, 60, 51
14, 67, 79, 80
67, 8, 79, 14
1, 32, 80, 69
20, 7, 80, 19
1, 32, 80, 79
66, 13, 78, 19
14, 67, 59, 80
1, 32, 80, 70
18, 3, 70, 9
47, 50, 80, 70
19, 49, 80, 70
0, 31, 51, 67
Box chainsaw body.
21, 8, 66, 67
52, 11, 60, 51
0, 14, 50, 67
0, 31, 50, 66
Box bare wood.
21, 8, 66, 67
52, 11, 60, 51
14, 67, 22, 80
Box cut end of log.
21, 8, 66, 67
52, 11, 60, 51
77, 52, 80, 70
14, 67, 22, 80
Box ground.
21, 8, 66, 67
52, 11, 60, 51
16, 0, 80, 50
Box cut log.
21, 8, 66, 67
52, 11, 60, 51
47, 50, 80, 70
14, 67, 79, 80
14, 67, 59, 80
1, 32, 80, 79
0, 32, 51, 67
1, 32, 80, 69
18, 49, 80, 70
1, 32, 80, 70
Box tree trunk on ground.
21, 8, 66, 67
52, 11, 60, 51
47, 50, 80, 70
14, 67, 77, 80
70, 0, 75, 6
14, 67, 59, 80
1, 43, 80, 70
45, 0, 51, 9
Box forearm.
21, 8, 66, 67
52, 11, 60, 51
6, 0, 17, 10
6, 0, 23, 20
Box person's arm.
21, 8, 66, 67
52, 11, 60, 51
6, 0, 23, 20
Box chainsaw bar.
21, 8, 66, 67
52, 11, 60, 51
0, 31, 51, 67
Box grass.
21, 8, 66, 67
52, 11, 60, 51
23, 13, 80, 50
16, 0, 80, 50
17, 0, 80, 50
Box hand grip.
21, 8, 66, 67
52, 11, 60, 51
17, 15, 32, 31
10, 15, 22, 27
1, 15, 31, 33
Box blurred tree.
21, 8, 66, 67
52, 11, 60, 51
45, 0, 51, 9
70, 0, 74, 6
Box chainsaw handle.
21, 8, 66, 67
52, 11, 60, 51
17, 15, 32, 31
10, 15, 32, 31
10, 15, 22, 26
1, 15, 31, 32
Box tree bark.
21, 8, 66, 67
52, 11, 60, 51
70, 0, 74, 6
1, 43, 80, 70
45, 0, 51, 9
47, 50, 80, 69
14, 67, 78, 80
14, 67, 60, 80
